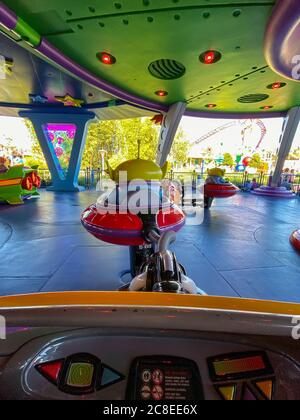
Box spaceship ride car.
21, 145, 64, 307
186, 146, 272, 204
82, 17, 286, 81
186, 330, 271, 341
204, 168, 239, 208
0, 165, 40, 204
1, 0, 300, 401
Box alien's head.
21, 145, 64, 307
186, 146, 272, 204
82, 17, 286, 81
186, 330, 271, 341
107, 159, 169, 183
208, 168, 225, 177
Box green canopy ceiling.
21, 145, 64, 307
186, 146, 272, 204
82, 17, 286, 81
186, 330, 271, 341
2, 0, 300, 115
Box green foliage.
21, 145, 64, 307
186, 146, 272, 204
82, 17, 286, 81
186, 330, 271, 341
249, 153, 269, 173
23, 117, 191, 171
222, 152, 234, 167
169, 128, 190, 167
249, 153, 262, 169
82, 118, 160, 169
288, 147, 300, 160
23, 119, 47, 167
82, 118, 190, 170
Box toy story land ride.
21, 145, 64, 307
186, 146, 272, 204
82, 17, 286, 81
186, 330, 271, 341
81, 157, 201, 294
0, 165, 40, 204
1, 0, 300, 401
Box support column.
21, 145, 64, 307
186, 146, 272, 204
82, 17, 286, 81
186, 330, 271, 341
272, 106, 300, 187
156, 102, 186, 167
252, 107, 300, 198
20, 109, 96, 192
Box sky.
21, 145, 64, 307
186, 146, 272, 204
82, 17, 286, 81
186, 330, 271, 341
0, 116, 32, 151
0, 115, 300, 155
180, 116, 300, 153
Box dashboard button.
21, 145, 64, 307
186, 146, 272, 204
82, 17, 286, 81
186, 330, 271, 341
67, 363, 94, 388
58, 353, 100, 395
242, 385, 257, 401
36, 360, 64, 385
216, 385, 236, 401
255, 380, 274, 400
100, 365, 125, 388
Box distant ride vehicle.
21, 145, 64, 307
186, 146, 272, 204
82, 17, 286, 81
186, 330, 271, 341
0, 165, 41, 205
204, 168, 239, 208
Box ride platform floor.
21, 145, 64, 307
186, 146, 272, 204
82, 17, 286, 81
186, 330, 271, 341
0, 190, 299, 302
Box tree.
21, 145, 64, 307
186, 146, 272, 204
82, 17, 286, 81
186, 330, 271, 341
23, 119, 47, 167
82, 120, 120, 169
23, 117, 190, 171
249, 153, 269, 173
258, 161, 269, 173
223, 153, 234, 167
82, 118, 189, 170
288, 147, 300, 160
90, 118, 160, 169
169, 128, 190, 168
249, 153, 262, 169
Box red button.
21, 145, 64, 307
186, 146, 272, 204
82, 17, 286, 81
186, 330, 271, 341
36, 360, 64, 385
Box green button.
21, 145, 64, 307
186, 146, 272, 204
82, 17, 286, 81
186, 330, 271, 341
67, 363, 94, 388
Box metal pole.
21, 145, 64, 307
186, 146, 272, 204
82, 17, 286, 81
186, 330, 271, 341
272, 107, 300, 187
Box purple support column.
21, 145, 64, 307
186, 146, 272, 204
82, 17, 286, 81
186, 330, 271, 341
264, 0, 300, 81
0, 2, 18, 30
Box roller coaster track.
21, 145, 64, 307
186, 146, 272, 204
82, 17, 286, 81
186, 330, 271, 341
192, 119, 267, 150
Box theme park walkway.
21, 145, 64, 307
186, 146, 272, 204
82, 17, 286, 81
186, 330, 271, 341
0, 191, 299, 302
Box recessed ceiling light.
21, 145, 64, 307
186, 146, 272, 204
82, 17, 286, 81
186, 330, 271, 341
260, 105, 273, 110
155, 90, 168, 97
97, 52, 116, 65
200, 50, 222, 65
267, 82, 286, 90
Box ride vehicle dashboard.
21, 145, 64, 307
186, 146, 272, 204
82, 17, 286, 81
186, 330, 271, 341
0, 293, 300, 400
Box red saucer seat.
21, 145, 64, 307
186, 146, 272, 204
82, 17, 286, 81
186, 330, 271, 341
81, 204, 185, 246
204, 183, 239, 198
82, 159, 186, 246
290, 230, 300, 252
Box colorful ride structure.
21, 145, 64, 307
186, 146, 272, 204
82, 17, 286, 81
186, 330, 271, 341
193, 120, 267, 151
192, 119, 268, 172
0, 165, 40, 205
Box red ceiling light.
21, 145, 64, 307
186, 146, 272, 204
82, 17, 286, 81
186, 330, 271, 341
155, 90, 168, 97
204, 51, 215, 64
97, 52, 116, 65
206, 104, 217, 109
272, 82, 281, 89
200, 50, 222, 65
268, 82, 286, 90
261, 105, 273, 110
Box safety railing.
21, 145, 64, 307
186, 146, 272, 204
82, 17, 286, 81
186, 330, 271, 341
37, 168, 104, 189
167, 171, 300, 195
36, 168, 300, 195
